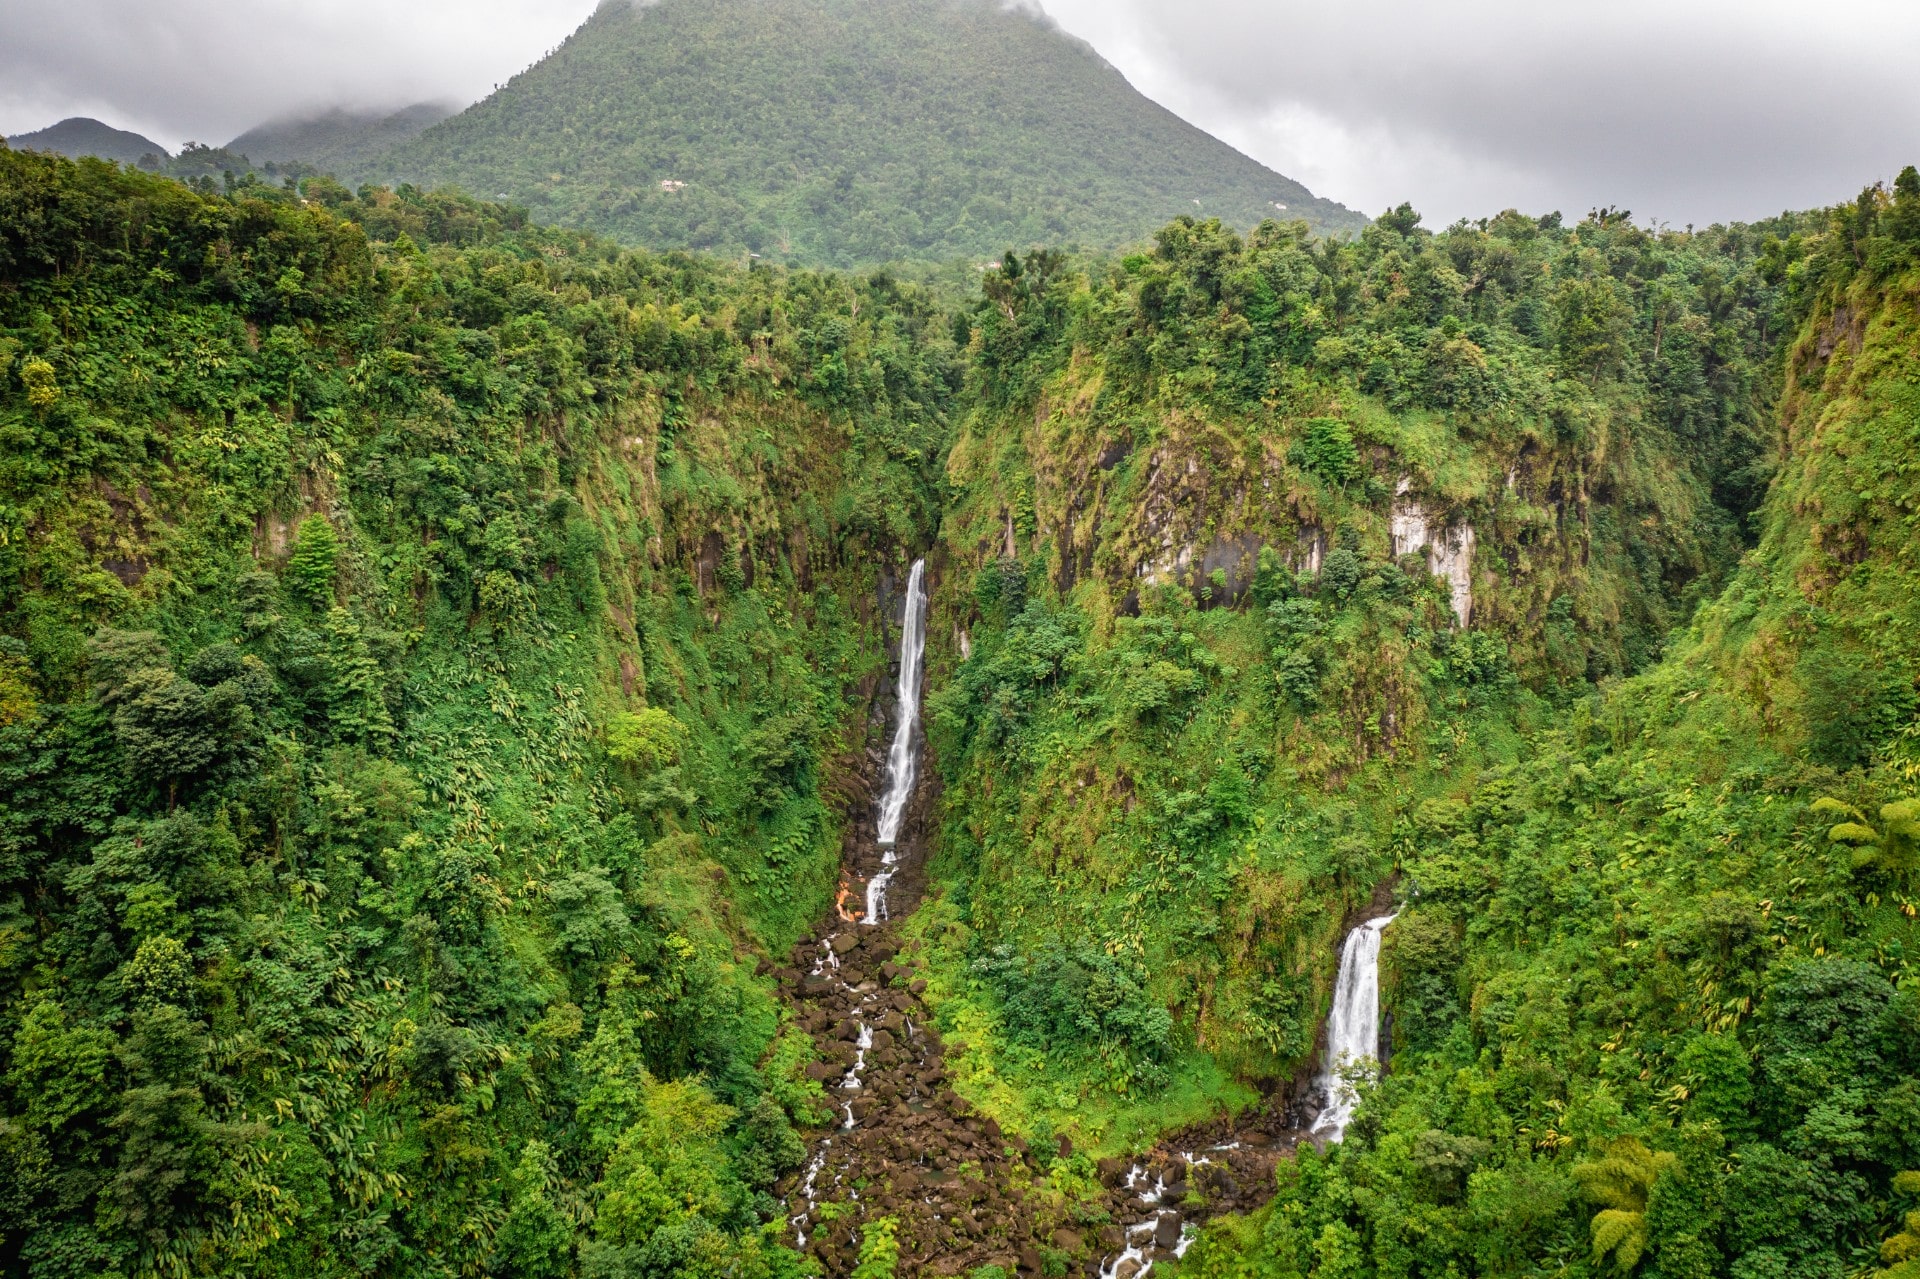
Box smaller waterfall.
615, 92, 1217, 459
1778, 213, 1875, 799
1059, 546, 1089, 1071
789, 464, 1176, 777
866, 559, 927, 924
1310, 913, 1397, 1142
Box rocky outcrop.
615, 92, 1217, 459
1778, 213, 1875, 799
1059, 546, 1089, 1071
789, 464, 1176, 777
775, 918, 1297, 1277
1389, 488, 1474, 626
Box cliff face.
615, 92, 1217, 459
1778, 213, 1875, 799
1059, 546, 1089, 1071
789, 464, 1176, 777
912, 208, 1813, 1143
0, 152, 955, 1277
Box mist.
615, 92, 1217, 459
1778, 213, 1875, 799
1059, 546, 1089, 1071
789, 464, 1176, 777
4, 0, 1917, 224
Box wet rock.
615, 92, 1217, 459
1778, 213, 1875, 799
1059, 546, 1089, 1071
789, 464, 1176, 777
1112, 1258, 1144, 1279
1097, 1157, 1128, 1185
1153, 1213, 1183, 1250
832, 933, 860, 955
834, 1020, 860, 1041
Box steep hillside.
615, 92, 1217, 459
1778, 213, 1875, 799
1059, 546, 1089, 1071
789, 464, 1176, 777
0, 150, 953, 1277
4, 118, 166, 166
2, 141, 1917, 1279
375, 0, 1365, 266
228, 103, 456, 178
1143, 185, 1920, 1278
911, 204, 1805, 1144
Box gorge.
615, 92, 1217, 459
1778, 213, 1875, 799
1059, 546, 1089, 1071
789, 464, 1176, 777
0, 142, 1916, 1279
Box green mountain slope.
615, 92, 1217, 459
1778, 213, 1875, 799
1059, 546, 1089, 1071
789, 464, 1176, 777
914, 189, 1920, 1274
4, 118, 167, 166
0, 149, 950, 1277
3, 142, 1918, 1279
1167, 184, 1920, 1279
228, 103, 455, 177
374, 0, 1365, 266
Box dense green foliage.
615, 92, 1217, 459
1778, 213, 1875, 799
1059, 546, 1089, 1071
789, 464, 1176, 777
1009, 186, 1919, 1278
4, 121, 1920, 1279
0, 146, 954, 1277
373, 0, 1363, 267
914, 201, 1816, 1141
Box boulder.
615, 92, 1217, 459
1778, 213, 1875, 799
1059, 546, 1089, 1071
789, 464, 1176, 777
831, 933, 860, 955
1051, 1229, 1084, 1252
1153, 1212, 1183, 1250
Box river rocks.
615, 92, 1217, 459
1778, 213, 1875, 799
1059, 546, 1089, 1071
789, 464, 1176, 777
777, 901, 1299, 1279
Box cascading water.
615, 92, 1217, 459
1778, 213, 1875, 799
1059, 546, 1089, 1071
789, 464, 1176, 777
865, 559, 927, 925
1309, 913, 1397, 1143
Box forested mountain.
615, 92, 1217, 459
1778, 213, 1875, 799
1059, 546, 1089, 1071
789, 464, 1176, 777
371, 0, 1365, 266
1, 141, 1918, 1279
228, 103, 456, 179
4, 118, 167, 167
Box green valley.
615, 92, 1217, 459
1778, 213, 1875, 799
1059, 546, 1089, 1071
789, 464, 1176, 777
0, 130, 1917, 1279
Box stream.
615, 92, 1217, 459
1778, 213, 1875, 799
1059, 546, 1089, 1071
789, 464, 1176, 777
776, 559, 1399, 1276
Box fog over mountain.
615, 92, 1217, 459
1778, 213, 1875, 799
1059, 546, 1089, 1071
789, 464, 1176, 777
4, 0, 1919, 223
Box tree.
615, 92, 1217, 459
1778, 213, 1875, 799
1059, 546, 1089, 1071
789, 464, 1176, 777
1816, 796, 1919, 876
1878, 1172, 1920, 1279
1575, 1137, 1677, 1273
851, 1216, 899, 1279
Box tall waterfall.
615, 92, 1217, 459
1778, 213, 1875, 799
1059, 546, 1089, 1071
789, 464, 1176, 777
865, 559, 927, 924
1310, 913, 1397, 1142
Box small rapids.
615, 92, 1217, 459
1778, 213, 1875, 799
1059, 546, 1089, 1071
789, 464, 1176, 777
1097, 1163, 1197, 1279
865, 558, 927, 926
1310, 912, 1398, 1143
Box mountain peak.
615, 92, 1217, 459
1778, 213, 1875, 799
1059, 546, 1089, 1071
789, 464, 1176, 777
375, 0, 1363, 264
4, 117, 168, 166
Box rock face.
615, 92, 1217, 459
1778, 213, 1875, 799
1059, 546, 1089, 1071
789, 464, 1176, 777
1390, 492, 1474, 626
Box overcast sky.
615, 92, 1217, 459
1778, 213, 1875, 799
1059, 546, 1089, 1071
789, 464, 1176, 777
3, 0, 1917, 227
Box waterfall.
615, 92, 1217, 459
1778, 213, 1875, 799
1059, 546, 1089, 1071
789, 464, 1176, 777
1310, 913, 1397, 1142
865, 559, 927, 924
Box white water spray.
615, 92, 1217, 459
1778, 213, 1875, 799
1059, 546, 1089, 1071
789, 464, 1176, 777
866, 559, 927, 924
1310, 913, 1397, 1143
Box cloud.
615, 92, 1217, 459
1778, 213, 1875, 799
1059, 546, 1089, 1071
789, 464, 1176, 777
0, 0, 599, 150
4, 0, 1915, 225
1033, 0, 1920, 225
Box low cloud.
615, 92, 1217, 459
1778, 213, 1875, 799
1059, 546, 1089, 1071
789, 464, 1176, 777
1, 0, 598, 150
5, 0, 1915, 225
1034, 0, 1920, 225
